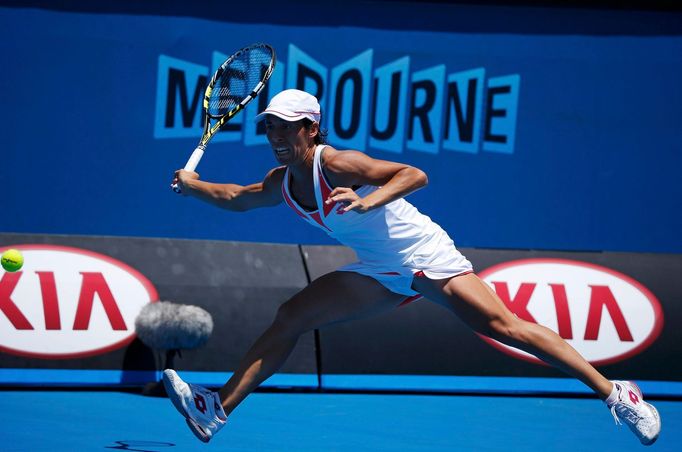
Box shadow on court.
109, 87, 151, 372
106, 440, 175, 451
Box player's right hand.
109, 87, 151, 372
172, 169, 199, 195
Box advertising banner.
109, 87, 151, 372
1, 234, 680, 391
0, 234, 315, 387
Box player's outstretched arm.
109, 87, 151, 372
172, 166, 285, 211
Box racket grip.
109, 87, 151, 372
184, 145, 206, 172
171, 145, 205, 193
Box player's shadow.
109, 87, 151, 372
106, 440, 175, 451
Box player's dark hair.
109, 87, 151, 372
303, 118, 327, 145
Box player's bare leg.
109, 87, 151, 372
411, 272, 613, 397
218, 271, 405, 416
412, 272, 661, 445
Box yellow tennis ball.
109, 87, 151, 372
1, 249, 24, 272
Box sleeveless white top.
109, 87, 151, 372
281, 145, 472, 295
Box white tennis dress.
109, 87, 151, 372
281, 145, 472, 300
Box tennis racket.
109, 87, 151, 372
171, 43, 276, 193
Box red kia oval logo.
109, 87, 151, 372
478, 258, 663, 366
0, 244, 158, 359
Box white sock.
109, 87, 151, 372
604, 381, 620, 406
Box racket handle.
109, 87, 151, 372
171, 145, 206, 193
184, 145, 206, 172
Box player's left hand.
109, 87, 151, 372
326, 187, 371, 214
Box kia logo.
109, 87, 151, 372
0, 245, 158, 359
478, 258, 663, 366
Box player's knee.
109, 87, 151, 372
488, 316, 527, 344
272, 300, 312, 335
272, 302, 297, 330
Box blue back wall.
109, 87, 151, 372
2, 2, 681, 252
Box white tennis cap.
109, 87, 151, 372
255, 89, 321, 123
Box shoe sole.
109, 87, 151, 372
162, 370, 211, 443
625, 381, 661, 446
641, 402, 661, 446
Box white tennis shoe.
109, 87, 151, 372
606, 380, 661, 446
162, 369, 227, 443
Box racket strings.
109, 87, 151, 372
208, 47, 274, 117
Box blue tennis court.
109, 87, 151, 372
2, 390, 680, 451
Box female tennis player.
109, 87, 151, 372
165, 89, 660, 445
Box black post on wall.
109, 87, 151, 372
298, 245, 324, 392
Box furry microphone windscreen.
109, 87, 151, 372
135, 301, 214, 350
